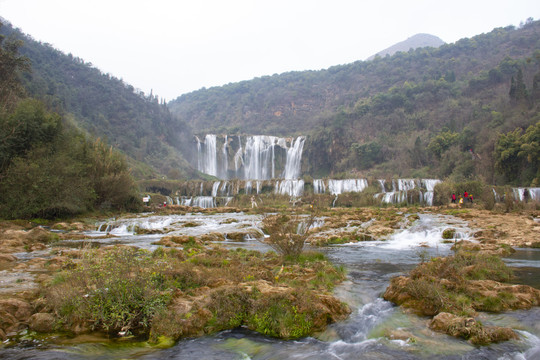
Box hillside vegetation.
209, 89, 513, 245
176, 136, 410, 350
2, 18, 539, 187
169, 19, 540, 185
0, 22, 142, 219
0, 21, 197, 180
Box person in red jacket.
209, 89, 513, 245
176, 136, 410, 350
464, 191, 468, 200
451, 193, 456, 203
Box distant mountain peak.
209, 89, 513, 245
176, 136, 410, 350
367, 33, 445, 60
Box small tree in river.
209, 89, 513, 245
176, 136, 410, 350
262, 213, 316, 258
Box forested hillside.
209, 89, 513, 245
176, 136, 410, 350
0, 22, 143, 219
0, 20, 196, 180
169, 19, 540, 185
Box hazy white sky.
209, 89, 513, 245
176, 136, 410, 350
1, 0, 538, 100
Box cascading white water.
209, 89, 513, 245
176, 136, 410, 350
196, 134, 304, 182
222, 135, 228, 177
422, 179, 441, 206
243, 135, 278, 180
513, 187, 540, 201
201, 134, 218, 177
376, 178, 440, 205
275, 179, 304, 197
378, 179, 386, 192
211, 181, 220, 197
282, 136, 305, 179
313, 179, 326, 194
328, 179, 368, 195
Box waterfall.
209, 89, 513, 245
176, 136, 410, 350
283, 136, 305, 179
513, 187, 540, 201
275, 179, 304, 197
313, 179, 326, 194
201, 134, 218, 177
398, 179, 417, 191
222, 135, 228, 177
422, 179, 441, 206
212, 181, 221, 197
243, 135, 277, 180
378, 179, 386, 193
328, 179, 368, 195
195, 134, 304, 181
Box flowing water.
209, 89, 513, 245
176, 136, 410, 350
1, 213, 539, 359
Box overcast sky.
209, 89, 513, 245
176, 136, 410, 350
1, 0, 539, 101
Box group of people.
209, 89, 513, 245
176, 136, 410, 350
451, 191, 473, 205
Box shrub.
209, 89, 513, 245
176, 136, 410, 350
46, 247, 172, 334
262, 213, 316, 258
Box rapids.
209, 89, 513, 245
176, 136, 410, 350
1, 212, 539, 360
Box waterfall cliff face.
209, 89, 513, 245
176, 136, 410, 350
196, 135, 305, 180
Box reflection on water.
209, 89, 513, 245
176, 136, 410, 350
1, 213, 539, 360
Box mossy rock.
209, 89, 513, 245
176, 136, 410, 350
442, 228, 456, 239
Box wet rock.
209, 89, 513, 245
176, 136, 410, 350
0, 254, 18, 263
199, 232, 226, 242
451, 240, 515, 256
385, 328, 415, 341
28, 313, 56, 332
26, 227, 58, 243
429, 312, 518, 345
154, 235, 202, 247
226, 229, 262, 241
0, 299, 33, 321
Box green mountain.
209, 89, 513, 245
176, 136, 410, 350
0, 20, 197, 180
366, 33, 445, 60
169, 20, 540, 184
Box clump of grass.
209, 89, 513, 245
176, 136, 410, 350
44, 244, 347, 341
46, 247, 173, 335
386, 250, 515, 317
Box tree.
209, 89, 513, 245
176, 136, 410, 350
509, 68, 528, 101
0, 22, 30, 111
494, 128, 524, 183
0, 99, 62, 174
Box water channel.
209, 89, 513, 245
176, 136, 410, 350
1, 212, 539, 359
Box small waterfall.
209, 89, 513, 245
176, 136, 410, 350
513, 187, 540, 201
492, 188, 501, 202
378, 179, 386, 193
275, 179, 304, 197
375, 178, 439, 205
201, 134, 218, 177
328, 179, 368, 195
313, 179, 326, 194
222, 135, 228, 177
422, 179, 441, 206
192, 196, 216, 208
234, 136, 244, 174
282, 136, 305, 179
398, 179, 417, 191
211, 181, 221, 197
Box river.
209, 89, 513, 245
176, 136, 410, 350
1, 212, 539, 359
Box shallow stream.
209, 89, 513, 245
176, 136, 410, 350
1, 212, 539, 359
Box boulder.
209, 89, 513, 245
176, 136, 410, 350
0, 299, 33, 321
429, 312, 517, 345
0, 254, 18, 263
28, 313, 56, 332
